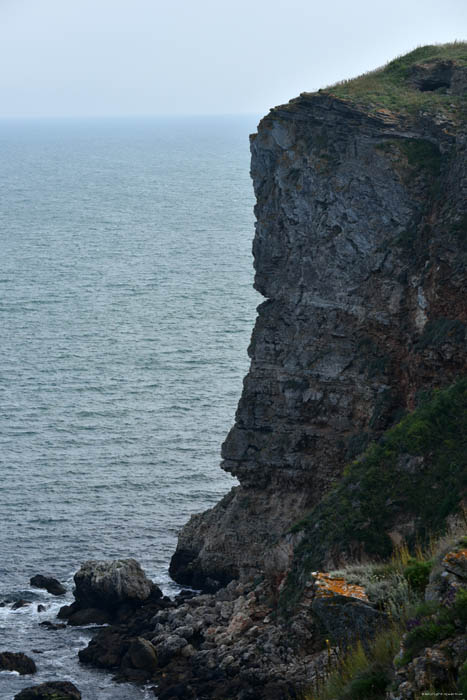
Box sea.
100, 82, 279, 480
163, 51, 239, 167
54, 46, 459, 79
0, 115, 260, 699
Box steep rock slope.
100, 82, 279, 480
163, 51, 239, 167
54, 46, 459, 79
170, 45, 467, 589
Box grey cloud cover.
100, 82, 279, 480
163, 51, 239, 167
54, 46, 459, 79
0, 0, 466, 117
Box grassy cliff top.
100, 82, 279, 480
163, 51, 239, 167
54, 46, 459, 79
313, 43, 467, 117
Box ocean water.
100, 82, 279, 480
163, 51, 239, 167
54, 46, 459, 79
0, 116, 259, 699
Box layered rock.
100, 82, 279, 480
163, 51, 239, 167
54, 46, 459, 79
171, 53, 467, 588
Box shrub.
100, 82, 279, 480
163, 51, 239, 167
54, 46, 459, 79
403, 558, 433, 593
403, 620, 455, 662
342, 665, 390, 700
453, 588, 467, 624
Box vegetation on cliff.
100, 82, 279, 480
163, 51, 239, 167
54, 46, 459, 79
284, 377, 467, 609
303, 534, 467, 700
317, 42, 467, 117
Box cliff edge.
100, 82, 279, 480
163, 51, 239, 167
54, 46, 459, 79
170, 44, 467, 591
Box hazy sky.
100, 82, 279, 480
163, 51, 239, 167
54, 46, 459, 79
1, 0, 466, 117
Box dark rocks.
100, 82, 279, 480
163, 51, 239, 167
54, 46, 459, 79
79, 628, 159, 682
0, 651, 37, 675
39, 620, 67, 630
312, 594, 383, 647
66, 607, 112, 626
73, 559, 159, 610
57, 603, 75, 619
409, 59, 455, 92
57, 559, 163, 630
14, 681, 81, 699
79, 626, 130, 669
30, 575, 66, 596
158, 684, 196, 700
12, 599, 31, 610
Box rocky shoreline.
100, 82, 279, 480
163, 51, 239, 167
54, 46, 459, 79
4, 540, 466, 699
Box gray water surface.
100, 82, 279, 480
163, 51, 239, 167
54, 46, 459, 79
0, 115, 259, 698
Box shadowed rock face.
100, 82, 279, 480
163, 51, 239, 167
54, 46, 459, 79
171, 65, 467, 589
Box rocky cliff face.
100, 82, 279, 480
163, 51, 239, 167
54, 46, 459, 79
170, 47, 467, 590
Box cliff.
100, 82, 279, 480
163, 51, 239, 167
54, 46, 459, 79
170, 43, 467, 591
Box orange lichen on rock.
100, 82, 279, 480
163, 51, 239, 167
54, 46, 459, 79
442, 549, 467, 578
311, 572, 369, 602
443, 548, 467, 562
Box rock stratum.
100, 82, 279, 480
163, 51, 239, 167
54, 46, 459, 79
171, 44, 467, 590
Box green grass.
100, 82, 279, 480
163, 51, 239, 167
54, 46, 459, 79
312, 43, 467, 117
304, 626, 402, 700
282, 377, 467, 612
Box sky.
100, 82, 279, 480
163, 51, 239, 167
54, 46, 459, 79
0, 0, 466, 118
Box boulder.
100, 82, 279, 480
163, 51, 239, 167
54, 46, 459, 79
73, 559, 159, 611
310, 572, 384, 647
126, 637, 158, 672
12, 599, 31, 610
0, 651, 37, 675
78, 626, 130, 669
14, 681, 81, 699
30, 575, 66, 596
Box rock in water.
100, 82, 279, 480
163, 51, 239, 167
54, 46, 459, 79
0, 651, 37, 675
73, 558, 159, 610
14, 681, 81, 699
30, 574, 66, 596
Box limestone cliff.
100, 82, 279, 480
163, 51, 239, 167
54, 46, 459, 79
170, 44, 467, 590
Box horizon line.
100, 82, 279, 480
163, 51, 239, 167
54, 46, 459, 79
0, 111, 264, 121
